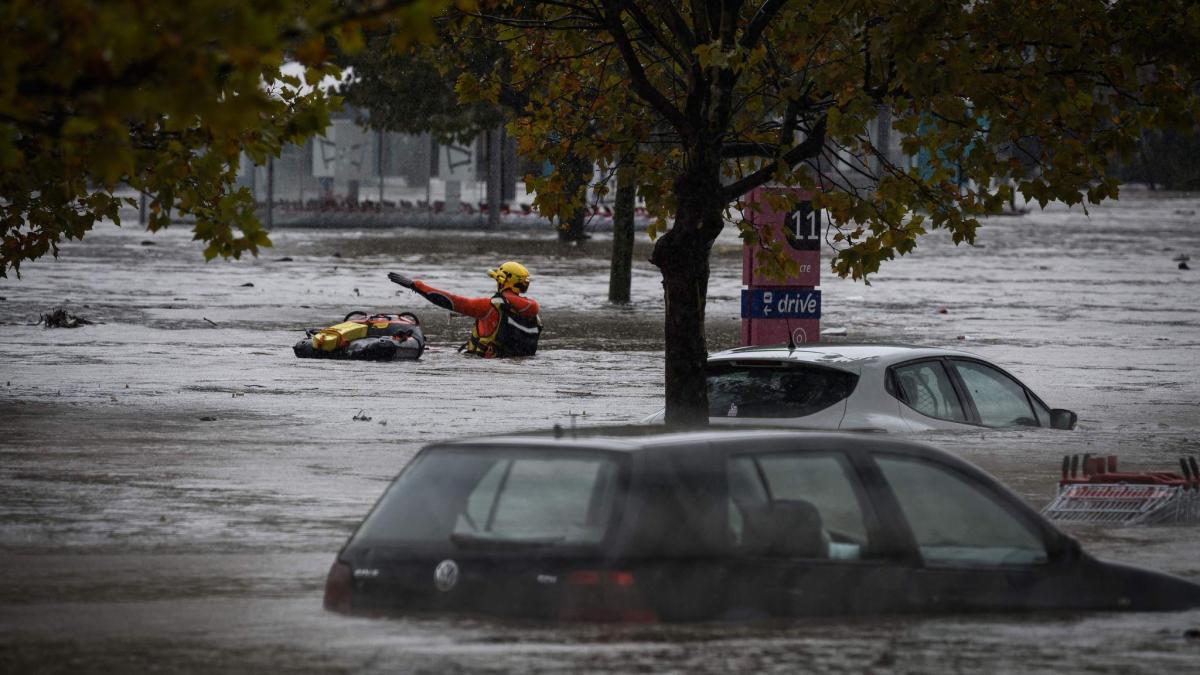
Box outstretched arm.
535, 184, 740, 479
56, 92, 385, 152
389, 273, 493, 318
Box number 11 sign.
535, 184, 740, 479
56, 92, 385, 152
785, 203, 821, 252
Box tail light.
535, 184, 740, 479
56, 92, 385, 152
560, 570, 658, 623
323, 561, 353, 613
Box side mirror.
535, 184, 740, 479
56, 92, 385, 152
1050, 408, 1078, 430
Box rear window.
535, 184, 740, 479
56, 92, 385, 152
707, 362, 858, 418
351, 447, 625, 548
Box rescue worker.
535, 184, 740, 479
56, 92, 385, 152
387, 261, 542, 357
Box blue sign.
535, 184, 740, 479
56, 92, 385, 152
741, 289, 822, 319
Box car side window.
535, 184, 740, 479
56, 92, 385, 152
458, 457, 618, 543
891, 361, 967, 422
728, 453, 871, 560
875, 456, 1048, 566
950, 360, 1038, 427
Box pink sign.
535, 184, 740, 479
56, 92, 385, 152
741, 317, 821, 346
741, 187, 821, 288
740, 187, 822, 346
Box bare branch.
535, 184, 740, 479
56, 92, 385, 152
710, 0, 745, 130
721, 142, 782, 158
722, 116, 827, 199
599, 0, 692, 134
654, 3, 699, 52
623, 3, 693, 69
741, 0, 788, 51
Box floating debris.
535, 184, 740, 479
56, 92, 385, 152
140, 240, 156, 246
198, 416, 217, 422
240, 282, 255, 288
353, 409, 372, 422
202, 317, 218, 327
38, 308, 92, 328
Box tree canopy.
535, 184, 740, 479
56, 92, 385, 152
452, 0, 1200, 423
335, 23, 506, 142
0, 0, 459, 277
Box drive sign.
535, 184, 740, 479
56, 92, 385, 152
741, 289, 822, 319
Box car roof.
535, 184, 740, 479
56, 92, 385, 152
707, 343, 979, 372
430, 426, 959, 462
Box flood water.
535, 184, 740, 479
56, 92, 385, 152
2, 191, 1200, 672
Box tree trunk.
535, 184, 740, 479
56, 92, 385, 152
874, 107, 891, 178
560, 205, 588, 242
486, 126, 503, 229
558, 152, 590, 243
651, 162, 725, 426
266, 156, 275, 230
608, 166, 636, 304
502, 132, 517, 202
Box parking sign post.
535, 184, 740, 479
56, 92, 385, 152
741, 187, 821, 346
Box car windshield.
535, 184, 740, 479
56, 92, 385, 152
707, 362, 858, 418
350, 447, 625, 548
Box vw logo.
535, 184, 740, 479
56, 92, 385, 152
433, 559, 459, 592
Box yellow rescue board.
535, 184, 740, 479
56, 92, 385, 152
312, 321, 368, 351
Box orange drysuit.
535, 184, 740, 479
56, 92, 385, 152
411, 280, 541, 357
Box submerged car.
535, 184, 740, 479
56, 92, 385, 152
324, 429, 1198, 622
642, 344, 1078, 432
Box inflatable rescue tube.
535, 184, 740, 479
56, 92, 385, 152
294, 311, 425, 361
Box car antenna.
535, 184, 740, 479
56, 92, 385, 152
784, 314, 796, 351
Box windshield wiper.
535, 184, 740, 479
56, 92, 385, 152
448, 532, 565, 550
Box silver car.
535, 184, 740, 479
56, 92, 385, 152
643, 345, 1077, 432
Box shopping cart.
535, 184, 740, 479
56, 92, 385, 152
1041, 454, 1200, 525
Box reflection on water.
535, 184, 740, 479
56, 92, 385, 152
1, 192, 1199, 672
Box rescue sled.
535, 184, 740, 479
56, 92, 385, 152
1041, 454, 1200, 525
294, 311, 425, 361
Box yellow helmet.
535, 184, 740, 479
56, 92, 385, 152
488, 261, 531, 293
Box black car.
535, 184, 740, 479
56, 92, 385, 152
324, 429, 1200, 622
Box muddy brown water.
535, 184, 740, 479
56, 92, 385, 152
2, 192, 1200, 672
